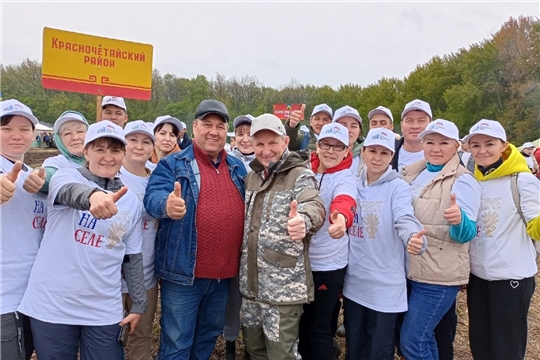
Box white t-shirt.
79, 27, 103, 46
410, 169, 481, 222
470, 173, 539, 281
18, 168, 143, 326
309, 169, 357, 271
119, 167, 158, 291
398, 147, 424, 174
1, 157, 47, 314
42, 154, 82, 170
460, 152, 472, 166
344, 172, 417, 313
350, 155, 363, 178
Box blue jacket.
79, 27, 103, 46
143, 145, 247, 285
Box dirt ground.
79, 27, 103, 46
28, 148, 540, 360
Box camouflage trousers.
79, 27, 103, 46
241, 298, 303, 360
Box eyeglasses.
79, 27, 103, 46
318, 142, 347, 152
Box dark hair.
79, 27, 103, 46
154, 122, 179, 137
1, 115, 36, 131
85, 137, 126, 152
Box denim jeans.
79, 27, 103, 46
400, 280, 460, 360
157, 278, 231, 360
30, 317, 123, 360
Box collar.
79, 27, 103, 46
77, 167, 124, 191
477, 157, 503, 176
310, 151, 353, 174
1, 155, 29, 172
193, 140, 226, 168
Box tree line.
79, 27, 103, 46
1, 16, 539, 143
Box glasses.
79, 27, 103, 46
318, 142, 347, 152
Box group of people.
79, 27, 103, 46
35, 132, 55, 149
1, 94, 539, 360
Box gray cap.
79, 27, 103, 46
195, 99, 229, 122
250, 114, 286, 137
233, 114, 255, 128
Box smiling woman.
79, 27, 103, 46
23, 111, 89, 194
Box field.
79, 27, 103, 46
26, 148, 540, 360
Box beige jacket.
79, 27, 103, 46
402, 154, 471, 286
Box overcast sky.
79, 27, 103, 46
2, 1, 539, 89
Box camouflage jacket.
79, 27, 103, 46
239, 150, 325, 305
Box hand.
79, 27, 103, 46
408, 229, 426, 255
288, 104, 306, 128
328, 210, 347, 239
166, 182, 186, 220
23, 168, 46, 193
443, 193, 462, 225
287, 200, 306, 241
89, 187, 128, 220
0, 161, 22, 204
119, 312, 142, 334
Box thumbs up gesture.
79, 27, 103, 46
287, 200, 306, 241
89, 186, 128, 220
288, 104, 306, 128
0, 161, 23, 204
166, 182, 186, 220
328, 210, 347, 239
408, 229, 427, 255
443, 193, 462, 225
23, 167, 46, 193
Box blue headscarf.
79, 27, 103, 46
54, 110, 89, 166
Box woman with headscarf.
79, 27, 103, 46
23, 111, 88, 193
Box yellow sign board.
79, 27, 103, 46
42, 27, 153, 100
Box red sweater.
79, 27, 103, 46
193, 142, 245, 279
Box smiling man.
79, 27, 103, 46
100, 96, 129, 128
390, 99, 432, 173
240, 113, 325, 360
143, 99, 247, 360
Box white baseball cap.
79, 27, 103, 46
317, 123, 349, 146
368, 105, 394, 122
124, 120, 156, 142
522, 142, 535, 149
401, 99, 432, 120
84, 120, 127, 147
311, 104, 333, 118
418, 119, 460, 142
102, 96, 127, 111
53, 111, 89, 133
333, 105, 362, 124
462, 119, 507, 144
1, 99, 39, 125
154, 115, 184, 133
180, 121, 187, 130
363, 128, 396, 153
251, 114, 286, 137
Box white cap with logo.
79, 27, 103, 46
318, 123, 349, 146
250, 114, 286, 137
333, 105, 362, 124
102, 96, 127, 111
84, 120, 127, 147
462, 119, 507, 144
1, 99, 39, 125
522, 142, 535, 149
364, 128, 396, 153
418, 119, 460, 141
54, 111, 89, 133
311, 104, 333, 118
368, 105, 394, 122
124, 120, 156, 142
401, 99, 432, 120
154, 115, 184, 133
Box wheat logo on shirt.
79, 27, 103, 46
106, 222, 126, 249
480, 197, 501, 238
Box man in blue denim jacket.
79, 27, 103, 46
144, 99, 247, 360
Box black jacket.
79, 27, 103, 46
178, 132, 193, 150
390, 137, 405, 171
